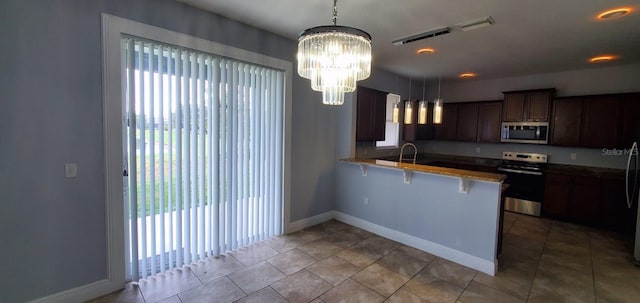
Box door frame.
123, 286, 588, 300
101, 13, 292, 285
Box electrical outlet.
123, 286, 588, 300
363, 197, 369, 205
570, 153, 577, 160
476, 147, 481, 153
64, 163, 77, 178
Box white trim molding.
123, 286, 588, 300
333, 211, 497, 276
26, 280, 120, 303
286, 211, 335, 233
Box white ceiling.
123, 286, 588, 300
180, 0, 640, 80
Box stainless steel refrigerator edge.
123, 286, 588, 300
625, 141, 640, 264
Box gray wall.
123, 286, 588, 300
0, 0, 334, 302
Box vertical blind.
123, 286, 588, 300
122, 37, 284, 279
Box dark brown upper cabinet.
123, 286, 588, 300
456, 103, 479, 142
551, 94, 628, 148
434, 103, 458, 141
432, 101, 502, 143
477, 101, 503, 143
619, 93, 640, 148
550, 97, 582, 146
503, 89, 554, 122
356, 86, 387, 141
579, 95, 620, 148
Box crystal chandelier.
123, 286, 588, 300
297, 0, 372, 105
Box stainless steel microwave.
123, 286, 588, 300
501, 122, 549, 144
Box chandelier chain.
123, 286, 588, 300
332, 0, 338, 25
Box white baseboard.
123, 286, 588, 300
286, 211, 335, 233
27, 279, 123, 303
334, 211, 497, 276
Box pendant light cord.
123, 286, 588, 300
332, 0, 338, 25
437, 35, 443, 99
422, 77, 426, 101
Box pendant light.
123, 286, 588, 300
418, 77, 428, 124
433, 36, 444, 124
404, 77, 413, 124
392, 74, 400, 123
297, 0, 372, 105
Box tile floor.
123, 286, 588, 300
88, 212, 640, 303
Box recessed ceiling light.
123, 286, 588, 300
597, 8, 632, 20
459, 73, 477, 78
589, 55, 618, 63
417, 48, 435, 54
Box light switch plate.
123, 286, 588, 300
65, 163, 77, 178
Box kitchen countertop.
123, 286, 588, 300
546, 163, 625, 180
378, 153, 502, 168
342, 158, 507, 183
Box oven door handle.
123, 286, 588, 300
497, 167, 543, 176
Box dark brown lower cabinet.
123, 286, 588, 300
570, 176, 601, 224
543, 173, 571, 217
601, 179, 637, 233
543, 171, 635, 233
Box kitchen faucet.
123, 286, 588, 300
399, 142, 418, 164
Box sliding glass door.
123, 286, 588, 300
121, 37, 284, 279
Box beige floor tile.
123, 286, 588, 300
322, 230, 365, 248
500, 243, 542, 265
346, 226, 375, 239
298, 239, 343, 259
189, 254, 246, 282
539, 247, 592, 275
271, 270, 333, 303
336, 245, 383, 268
394, 245, 437, 263
177, 277, 245, 303
592, 256, 640, 283
376, 250, 428, 278
352, 263, 409, 297
85, 283, 145, 303
138, 267, 201, 303
403, 273, 464, 303
384, 288, 429, 303
307, 255, 361, 285
227, 261, 286, 294
509, 222, 549, 239
155, 296, 181, 303
320, 279, 385, 303
457, 281, 524, 303
359, 235, 401, 255
528, 262, 595, 303
267, 248, 317, 275
473, 265, 535, 300
230, 243, 280, 266
291, 229, 329, 241
594, 275, 640, 303
502, 233, 546, 254
234, 287, 287, 303
264, 235, 305, 253
424, 258, 477, 288
316, 219, 352, 233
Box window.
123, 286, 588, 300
122, 37, 285, 279
376, 93, 401, 148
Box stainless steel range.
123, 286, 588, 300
497, 152, 548, 217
